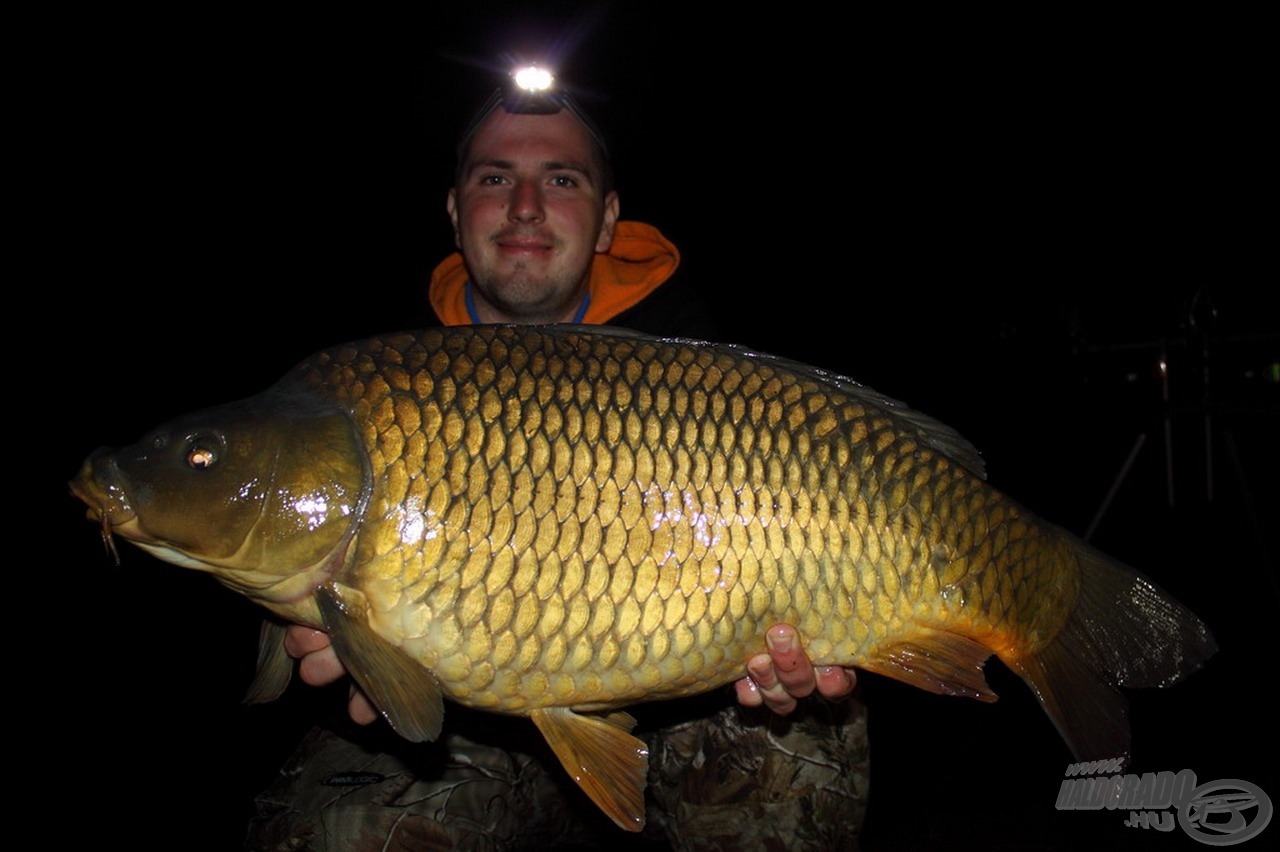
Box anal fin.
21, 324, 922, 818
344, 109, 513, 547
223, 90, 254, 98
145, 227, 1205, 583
530, 707, 649, 832
860, 630, 999, 701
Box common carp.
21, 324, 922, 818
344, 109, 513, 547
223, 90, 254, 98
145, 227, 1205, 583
69, 324, 1216, 831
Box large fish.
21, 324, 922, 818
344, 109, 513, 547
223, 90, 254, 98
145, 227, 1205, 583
69, 324, 1216, 831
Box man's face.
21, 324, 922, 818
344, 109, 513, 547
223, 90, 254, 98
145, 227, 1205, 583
448, 108, 620, 323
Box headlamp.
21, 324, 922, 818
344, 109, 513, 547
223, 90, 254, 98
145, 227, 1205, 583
456, 64, 611, 162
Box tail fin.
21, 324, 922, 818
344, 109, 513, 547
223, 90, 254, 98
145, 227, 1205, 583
1007, 536, 1217, 763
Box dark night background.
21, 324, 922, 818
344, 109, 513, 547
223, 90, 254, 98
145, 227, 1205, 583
33, 4, 1275, 849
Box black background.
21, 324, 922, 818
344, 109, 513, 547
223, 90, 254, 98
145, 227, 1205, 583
34, 3, 1276, 849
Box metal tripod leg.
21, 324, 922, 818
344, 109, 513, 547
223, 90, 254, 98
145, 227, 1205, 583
1084, 433, 1146, 542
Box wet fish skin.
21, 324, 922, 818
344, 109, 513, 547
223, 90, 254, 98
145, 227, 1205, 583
69, 324, 1216, 831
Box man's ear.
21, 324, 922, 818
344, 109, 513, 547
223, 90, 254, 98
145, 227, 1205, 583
595, 191, 620, 252
446, 188, 461, 248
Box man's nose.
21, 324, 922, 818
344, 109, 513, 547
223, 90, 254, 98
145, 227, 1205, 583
508, 179, 544, 223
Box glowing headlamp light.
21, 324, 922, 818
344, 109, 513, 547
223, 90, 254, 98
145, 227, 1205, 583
496, 64, 565, 114
512, 64, 555, 95
457, 63, 609, 156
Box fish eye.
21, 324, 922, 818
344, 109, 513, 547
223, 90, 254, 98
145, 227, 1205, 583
187, 445, 218, 469
184, 433, 223, 470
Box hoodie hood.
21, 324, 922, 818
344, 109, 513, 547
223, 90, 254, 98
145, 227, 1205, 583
428, 221, 680, 326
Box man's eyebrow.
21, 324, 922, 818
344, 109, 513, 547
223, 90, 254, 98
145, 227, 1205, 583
465, 157, 514, 175
465, 158, 595, 185
541, 160, 593, 180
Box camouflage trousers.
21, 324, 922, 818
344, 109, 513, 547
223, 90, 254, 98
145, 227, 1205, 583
247, 691, 868, 851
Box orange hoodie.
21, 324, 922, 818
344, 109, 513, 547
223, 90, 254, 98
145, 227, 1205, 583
427, 221, 681, 326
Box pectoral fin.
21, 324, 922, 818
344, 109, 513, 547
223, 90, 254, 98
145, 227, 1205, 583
860, 630, 999, 701
529, 707, 649, 832
315, 584, 444, 742
243, 618, 293, 704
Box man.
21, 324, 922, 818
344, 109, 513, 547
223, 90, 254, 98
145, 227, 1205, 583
248, 85, 869, 851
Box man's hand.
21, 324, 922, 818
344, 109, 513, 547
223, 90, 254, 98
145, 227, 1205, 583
283, 626, 378, 725
733, 623, 857, 715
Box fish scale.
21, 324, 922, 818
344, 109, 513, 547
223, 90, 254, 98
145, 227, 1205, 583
70, 323, 1216, 832
285, 328, 1061, 709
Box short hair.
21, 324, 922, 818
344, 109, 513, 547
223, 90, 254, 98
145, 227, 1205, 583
454, 87, 614, 195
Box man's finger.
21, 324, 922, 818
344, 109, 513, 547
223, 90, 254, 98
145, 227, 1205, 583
283, 626, 332, 659
348, 687, 379, 725
297, 644, 347, 687
766, 623, 816, 698
734, 675, 764, 708
746, 651, 799, 716
815, 665, 858, 700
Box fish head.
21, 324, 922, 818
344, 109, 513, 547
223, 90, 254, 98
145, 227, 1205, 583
69, 390, 368, 607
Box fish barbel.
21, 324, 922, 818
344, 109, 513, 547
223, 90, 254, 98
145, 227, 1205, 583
68, 324, 1216, 831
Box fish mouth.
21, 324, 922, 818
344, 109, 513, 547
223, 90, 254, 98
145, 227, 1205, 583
69, 452, 140, 565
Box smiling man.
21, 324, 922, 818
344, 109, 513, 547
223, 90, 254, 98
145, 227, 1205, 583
425, 93, 719, 340
444, 106, 619, 323
248, 82, 869, 851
